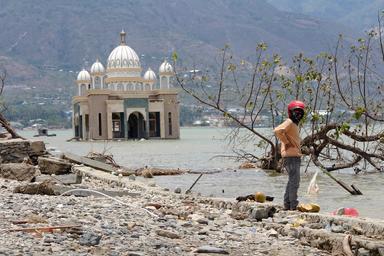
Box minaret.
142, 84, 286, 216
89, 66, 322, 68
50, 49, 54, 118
159, 58, 174, 89
90, 58, 105, 89
76, 69, 91, 96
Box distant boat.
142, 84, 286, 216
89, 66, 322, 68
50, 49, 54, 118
33, 128, 56, 137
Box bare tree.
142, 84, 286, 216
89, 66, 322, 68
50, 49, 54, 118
0, 67, 24, 139
172, 29, 384, 173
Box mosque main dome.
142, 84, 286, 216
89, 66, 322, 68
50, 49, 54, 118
106, 30, 141, 71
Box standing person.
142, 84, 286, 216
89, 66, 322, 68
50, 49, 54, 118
274, 100, 305, 210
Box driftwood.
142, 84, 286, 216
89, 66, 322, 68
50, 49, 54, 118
186, 173, 203, 194
86, 152, 120, 168
7, 225, 81, 233
321, 167, 363, 195
136, 167, 185, 176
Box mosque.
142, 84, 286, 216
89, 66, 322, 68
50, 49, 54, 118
72, 31, 180, 140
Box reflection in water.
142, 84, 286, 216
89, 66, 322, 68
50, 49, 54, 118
20, 128, 384, 220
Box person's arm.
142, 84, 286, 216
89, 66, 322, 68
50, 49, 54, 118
274, 120, 293, 148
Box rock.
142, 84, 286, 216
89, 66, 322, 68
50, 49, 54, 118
142, 169, 153, 178
14, 180, 56, 195
126, 252, 144, 256
378, 247, 384, 256
0, 163, 36, 181
357, 248, 370, 256
267, 229, 278, 238
30, 141, 46, 156
307, 223, 323, 229
197, 218, 209, 225
38, 157, 72, 175
198, 230, 208, 235
174, 187, 181, 194
194, 245, 229, 254
128, 175, 136, 181
0, 139, 30, 163
155, 230, 181, 239
331, 224, 345, 233
250, 207, 276, 221
79, 232, 102, 246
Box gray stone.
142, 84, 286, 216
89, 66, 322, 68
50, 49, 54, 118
155, 229, 181, 239
197, 218, 209, 225
250, 208, 268, 221
0, 139, 30, 164
0, 163, 36, 181
35, 173, 82, 185
174, 187, 181, 194
378, 247, 384, 256
267, 229, 278, 238
38, 157, 72, 175
126, 252, 144, 256
30, 141, 46, 156
331, 224, 345, 233
79, 232, 102, 246
357, 248, 370, 256
14, 180, 56, 195
128, 175, 136, 181
307, 223, 323, 229
194, 245, 229, 254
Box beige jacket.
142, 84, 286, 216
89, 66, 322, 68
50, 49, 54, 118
274, 119, 301, 157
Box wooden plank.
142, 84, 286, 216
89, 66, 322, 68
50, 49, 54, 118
64, 152, 117, 173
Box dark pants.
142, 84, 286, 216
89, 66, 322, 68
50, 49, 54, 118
283, 157, 301, 210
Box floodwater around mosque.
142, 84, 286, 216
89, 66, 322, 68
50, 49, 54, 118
20, 127, 384, 219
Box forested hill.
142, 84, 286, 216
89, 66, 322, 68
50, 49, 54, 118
0, 0, 355, 74
0, 0, 362, 127
267, 0, 383, 31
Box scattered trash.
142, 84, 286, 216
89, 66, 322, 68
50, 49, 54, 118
332, 207, 359, 217
255, 192, 266, 203
236, 193, 274, 202
307, 170, 319, 195
297, 203, 320, 213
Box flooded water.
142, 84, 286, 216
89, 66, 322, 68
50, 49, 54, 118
20, 128, 384, 220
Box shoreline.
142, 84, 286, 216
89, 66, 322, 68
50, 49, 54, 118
1, 165, 383, 255
1, 138, 383, 255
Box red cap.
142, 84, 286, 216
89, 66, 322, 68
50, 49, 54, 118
288, 100, 305, 117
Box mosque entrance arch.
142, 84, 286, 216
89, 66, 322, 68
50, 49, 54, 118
128, 112, 146, 139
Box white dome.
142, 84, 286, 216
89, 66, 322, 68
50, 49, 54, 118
77, 69, 91, 81
107, 31, 140, 70
90, 59, 105, 74
159, 59, 173, 73
143, 68, 157, 81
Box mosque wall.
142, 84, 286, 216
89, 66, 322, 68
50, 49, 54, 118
88, 94, 109, 140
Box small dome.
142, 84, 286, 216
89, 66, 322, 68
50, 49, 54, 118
159, 59, 173, 73
90, 59, 105, 74
77, 69, 91, 81
107, 30, 141, 70
143, 68, 156, 81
